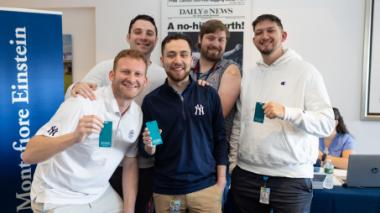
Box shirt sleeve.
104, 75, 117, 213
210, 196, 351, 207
125, 106, 143, 158
81, 60, 112, 86
342, 134, 354, 150
283, 66, 335, 138
64, 60, 112, 99
211, 88, 228, 166
125, 139, 139, 157
36, 98, 84, 138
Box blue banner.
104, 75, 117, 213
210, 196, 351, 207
0, 8, 63, 212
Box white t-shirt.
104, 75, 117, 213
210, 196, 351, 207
31, 86, 142, 205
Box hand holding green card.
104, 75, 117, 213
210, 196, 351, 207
254, 102, 265, 123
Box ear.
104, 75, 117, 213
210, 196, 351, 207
281, 31, 288, 42
109, 70, 115, 81
143, 75, 149, 88
160, 56, 164, 67
126, 33, 131, 44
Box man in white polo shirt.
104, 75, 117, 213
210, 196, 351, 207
22, 49, 148, 213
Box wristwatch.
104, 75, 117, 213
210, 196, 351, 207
321, 153, 327, 162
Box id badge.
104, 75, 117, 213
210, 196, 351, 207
259, 186, 270, 204
170, 199, 181, 212
253, 102, 265, 123
99, 121, 112, 147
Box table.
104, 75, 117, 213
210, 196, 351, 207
311, 186, 380, 213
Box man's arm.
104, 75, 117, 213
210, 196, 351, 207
122, 156, 138, 213
282, 69, 335, 137
211, 88, 228, 190
228, 99, 241, 174
216, 165, 227, 192
218, 64, 241, 118
22, 115, 103, 164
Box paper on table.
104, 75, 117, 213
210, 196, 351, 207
333, 169, 347, 186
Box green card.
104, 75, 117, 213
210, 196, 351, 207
254, 102, 265, 123
99, 121, 112, 147
146, 120, 163, 146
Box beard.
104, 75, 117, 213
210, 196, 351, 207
200, 46, 224, 62
258, 48, 274, 55
165, 66, 190, 82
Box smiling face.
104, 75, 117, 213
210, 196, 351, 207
127, 19, 157, 57
110, 56, 147, 101
253, 19, 287, 56
199, 29, 227, 62
160, 39, 192, 83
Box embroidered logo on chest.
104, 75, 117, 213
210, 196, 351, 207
128, 129, 135, 140
194, 104, 205, 116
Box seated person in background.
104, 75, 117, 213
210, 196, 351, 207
319, 107, 354, 169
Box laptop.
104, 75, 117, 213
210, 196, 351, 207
346, 154, 380, 187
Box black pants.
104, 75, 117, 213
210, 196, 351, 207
231, 166, 313, 213
109, 166, 123, 198
136, 167, 155, 213
109, 166, 155, 213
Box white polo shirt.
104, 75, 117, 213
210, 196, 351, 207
31, 85, 142, 205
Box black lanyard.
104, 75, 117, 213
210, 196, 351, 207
194, 61, 218, 80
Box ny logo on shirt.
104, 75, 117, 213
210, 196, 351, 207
47, 126, 58, 136
194, 104, 205, 116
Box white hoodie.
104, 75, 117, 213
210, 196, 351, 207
236, 48, 335, 178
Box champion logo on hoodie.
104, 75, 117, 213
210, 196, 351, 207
280, 81, 286, 86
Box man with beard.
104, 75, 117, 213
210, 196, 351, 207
190, 20, 241, 175
140, 33, 228, 213
65, 15, 166, 212
22, 49, 148, 213
230, 14, 335, 213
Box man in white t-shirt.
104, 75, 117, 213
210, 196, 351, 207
65, 15, 165, 213
22, 49, 148, 213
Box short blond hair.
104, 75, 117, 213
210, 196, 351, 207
113, 49, 148, 74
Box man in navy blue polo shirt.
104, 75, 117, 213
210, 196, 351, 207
140, 33, 228, 213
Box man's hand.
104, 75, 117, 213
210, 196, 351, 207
197, 79, 210, 87
216, 176, 227, 193
73, 115, 103, 142
71, 82, 97, 100
142, 128, 156, 155
263, 101, 285, 119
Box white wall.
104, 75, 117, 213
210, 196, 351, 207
51, 7, 95, 81
1, 0, 378, 154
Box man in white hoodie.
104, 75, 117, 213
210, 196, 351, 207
230, 14, 335, 213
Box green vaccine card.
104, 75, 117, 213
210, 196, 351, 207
99, 121, 112, 147
254, 102, 265, 123
146, 120, 163, 146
